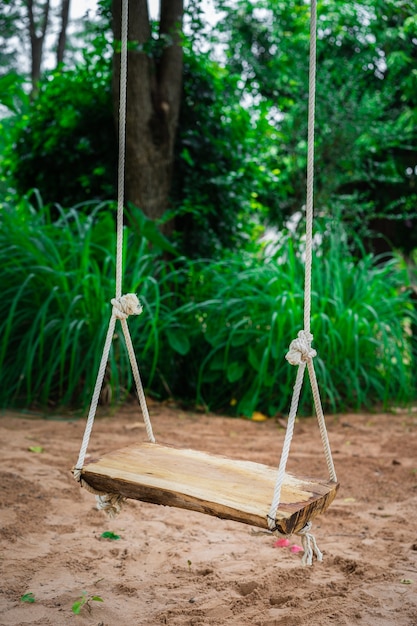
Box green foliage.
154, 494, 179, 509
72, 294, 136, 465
20, 592, 35, 603
0, 72, 29, 115
0, 194, 141, 407
0, 191, 181, 409
0, 0, 416, 418
72, 591, 103, 615
214, 0, 417, 253
0, 73, 30, 197
1, 0, 417, 261
3, 60, 116, 209
169, 223, 416, 415
0, 196, 415, 415
308, 222, 416, 410
171, 45, 280, 257
0, 1, 24, 71
1, 39, 279, 260
100, 531, 120, 540
128, 203, 179, 257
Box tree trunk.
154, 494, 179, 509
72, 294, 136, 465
56, 0, 71, 66
112, 0, 184, 234
27, 0, 50, 95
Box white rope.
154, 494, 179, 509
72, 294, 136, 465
112, 293, 142, 319
73, 313, 116, 481
120, 316, 155, 444
307, 359, 337, 482
116, 0, 128, 300
267, 362, 306, 531
267, 0, 337, 560
73, 0, 155, 508
96, 493, 125, 518
72, 295, 154, 478
297, 522, 323, 566
286, 330, 316, 366
304, 0, 318, 337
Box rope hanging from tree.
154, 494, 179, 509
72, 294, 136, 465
73, 0, 337, 562
73, 0, 154, 515
266, 0, 337, 565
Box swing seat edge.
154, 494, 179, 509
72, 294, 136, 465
79, 442, 339, 535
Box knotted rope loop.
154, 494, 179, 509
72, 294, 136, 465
296, 522, 323, 566
286, 330, 317, 366
111, 293, 143, 320
96, 493, 125, 518
73, 466, 124, 517
72, 0, 155, 519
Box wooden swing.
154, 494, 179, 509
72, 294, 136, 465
79, 442, 337, 537
73, 0, 338, 564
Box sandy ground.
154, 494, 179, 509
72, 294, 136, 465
1, 401, 416, 626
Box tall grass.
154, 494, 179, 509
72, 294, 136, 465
167, 230, 416, 416
1, 195, 416, 415
0, 194, 158, 407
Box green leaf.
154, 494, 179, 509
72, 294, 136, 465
0, 72, 29, 114
100, 531, 120, 540
28, 446, 44, 454
248, 346, 260, 370
71, 592, 103, 614
226, 361, 245, 383
72, 600, 83, 614
181, 147, 195, 166
165, 328, 191, 355
21, 593, 35, 603
127, 204, 178, 256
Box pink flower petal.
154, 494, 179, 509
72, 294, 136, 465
273, 538, 290, 548
290, 545, 303, 553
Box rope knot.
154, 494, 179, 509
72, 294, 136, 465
111, 293, 143, 320
96, 493, 125, 518
296, 521, 323, 566
286, 330, 316, 366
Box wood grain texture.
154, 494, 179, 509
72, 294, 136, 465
81, 443, 339, 534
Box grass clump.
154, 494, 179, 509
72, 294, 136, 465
169, 226, 416, 416
0, 193, 158, 407
0, 195, 416, 416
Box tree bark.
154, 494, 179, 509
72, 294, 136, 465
27, 0, 50, 95
112, 0, 184, 233
56, 0, 71, 66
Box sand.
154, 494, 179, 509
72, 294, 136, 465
1, 402, 416, 625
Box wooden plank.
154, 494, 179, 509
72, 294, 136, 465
81, 443, 338, 535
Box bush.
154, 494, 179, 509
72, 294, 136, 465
167, 227, 417, 416
4, 65, 117, 209
0, 197, 415, 415
2, 48, 279, 260
0, 192, 187, 408
171, 48, 279, 258
0, 194, 120, 407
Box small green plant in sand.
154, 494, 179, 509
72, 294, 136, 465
20, 592, 35, 603
100, 531, 121, 540
71, 591, 104, 615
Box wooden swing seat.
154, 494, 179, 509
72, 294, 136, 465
81, 442, 339, 535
